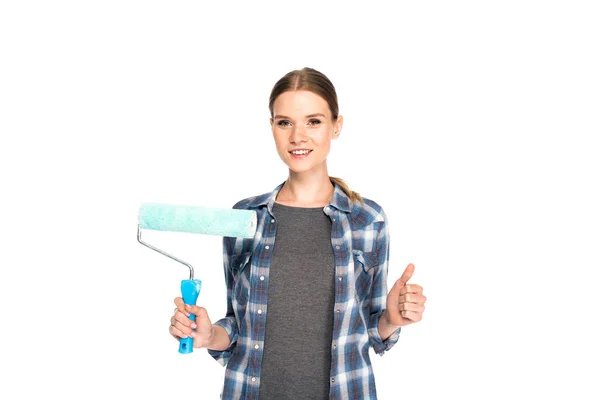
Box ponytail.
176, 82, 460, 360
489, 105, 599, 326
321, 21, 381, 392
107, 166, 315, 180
329, 176, 363, 205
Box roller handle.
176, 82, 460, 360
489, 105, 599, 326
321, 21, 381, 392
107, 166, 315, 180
179, 279, 202, 354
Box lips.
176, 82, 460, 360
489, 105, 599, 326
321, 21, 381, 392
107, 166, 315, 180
289, 149, 312, 159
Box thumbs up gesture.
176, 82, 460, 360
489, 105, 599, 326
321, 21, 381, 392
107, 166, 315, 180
384, 264, 427, 327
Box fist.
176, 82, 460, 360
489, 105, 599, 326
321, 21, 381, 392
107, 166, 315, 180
385, 264, 427, 327
169, 297, 215, 348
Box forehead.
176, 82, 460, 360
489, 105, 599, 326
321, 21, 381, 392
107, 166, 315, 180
272, 90, 330, 117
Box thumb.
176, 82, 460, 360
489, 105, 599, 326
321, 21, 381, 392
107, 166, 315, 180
389, 263, 415, 296
185, 304, 205, 317
398, 263, 415, 286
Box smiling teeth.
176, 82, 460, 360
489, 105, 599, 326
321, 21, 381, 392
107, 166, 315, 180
291, 150, 310, 155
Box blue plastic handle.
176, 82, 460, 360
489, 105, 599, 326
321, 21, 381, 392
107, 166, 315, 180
179, 279, 202, 354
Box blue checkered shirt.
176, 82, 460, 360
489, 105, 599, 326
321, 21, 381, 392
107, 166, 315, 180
208, 181, 401, 399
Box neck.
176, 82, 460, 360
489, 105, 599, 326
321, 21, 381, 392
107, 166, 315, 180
276, 168, 334, 207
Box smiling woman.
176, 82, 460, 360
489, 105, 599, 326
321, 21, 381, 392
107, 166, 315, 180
168, 67, 427, 400
268, 68, 360, 207
270, 90, 341, 206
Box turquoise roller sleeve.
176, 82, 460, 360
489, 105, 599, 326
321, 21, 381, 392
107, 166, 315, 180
179, 279, 202, 354
138, 203, 257, 238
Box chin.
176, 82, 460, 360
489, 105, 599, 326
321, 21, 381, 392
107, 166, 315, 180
287, 160, 327, 174
288, 166, 313, 174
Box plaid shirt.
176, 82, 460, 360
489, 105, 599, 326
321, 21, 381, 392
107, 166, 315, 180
208, 181, 401, 399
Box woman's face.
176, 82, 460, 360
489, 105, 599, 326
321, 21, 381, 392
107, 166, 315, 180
270, 90, 343, 174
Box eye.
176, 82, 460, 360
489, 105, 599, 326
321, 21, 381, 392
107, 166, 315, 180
277, 120, 292, 127
308, 119, 322, 126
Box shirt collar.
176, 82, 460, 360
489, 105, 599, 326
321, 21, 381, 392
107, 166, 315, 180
245, 180, 352, 213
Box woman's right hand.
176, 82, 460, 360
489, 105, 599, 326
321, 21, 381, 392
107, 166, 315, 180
169, 297, 214, 349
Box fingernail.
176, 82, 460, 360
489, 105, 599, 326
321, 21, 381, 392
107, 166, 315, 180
191, 323, 197, 329
185, 312, 190, 317
191, 332, 196, 338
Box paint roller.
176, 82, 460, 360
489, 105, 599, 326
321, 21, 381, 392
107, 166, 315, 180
137, 203, 257, 354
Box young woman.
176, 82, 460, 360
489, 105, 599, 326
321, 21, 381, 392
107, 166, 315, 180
169, 67, 427, 399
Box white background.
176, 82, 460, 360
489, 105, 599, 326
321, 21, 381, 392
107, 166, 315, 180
1, 1, 599, 399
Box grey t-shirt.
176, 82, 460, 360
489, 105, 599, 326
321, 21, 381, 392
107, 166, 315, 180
257, 203, 336, 400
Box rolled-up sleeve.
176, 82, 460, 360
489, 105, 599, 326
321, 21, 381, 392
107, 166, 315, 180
367, 210, 401, 355
207, 236, 239, 366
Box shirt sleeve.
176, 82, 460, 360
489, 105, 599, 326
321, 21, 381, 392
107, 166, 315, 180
207, 235, 240, 366
367, 209, 401, 355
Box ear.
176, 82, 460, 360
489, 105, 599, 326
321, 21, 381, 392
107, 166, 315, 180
333, 115, 344, 139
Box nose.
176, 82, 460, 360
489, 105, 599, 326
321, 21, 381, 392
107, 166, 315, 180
290, 125, 308, 144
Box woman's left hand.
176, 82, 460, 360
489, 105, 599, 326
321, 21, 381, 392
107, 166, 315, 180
384, 263, 427, 327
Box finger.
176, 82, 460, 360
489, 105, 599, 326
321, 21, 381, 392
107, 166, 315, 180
399, 293, 427, 304
171, 316, 195, 336
173, 310, 196, 328
175, 307, 190, 317
400, 310, 423, 322
170, 323, 193, 339
174, 297, 191, 315
399, 284, 423, 296
170, 316, 188, 338
173, 306, 188, 317
399, 302, 425, 313
398, 263, 415, 285
174, 297, 184, 309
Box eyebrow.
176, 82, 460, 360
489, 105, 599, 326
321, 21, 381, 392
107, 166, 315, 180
273, 113, 326, 120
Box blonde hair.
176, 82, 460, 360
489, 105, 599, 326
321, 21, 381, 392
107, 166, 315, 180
330, 176, 363, 204
269, 67, 339, 120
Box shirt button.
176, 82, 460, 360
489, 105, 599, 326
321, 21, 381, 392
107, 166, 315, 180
254, 344, 259, 349
265, 245, 270, 250
331, 378, 335, 383
257, 309, 263, 314
338, 276, 342, 281
332, 218, 336, 221
260, 276, 265, 281
251, 377, 257, 382
336, 308, 340, 313
333, 344, 337, 349
271, 219, 275, 223
335, 245, 340, 250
